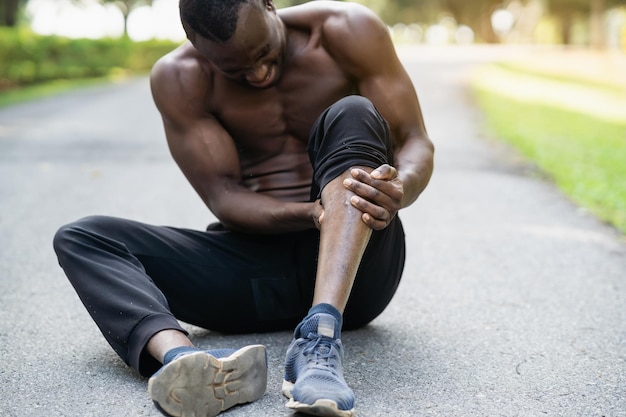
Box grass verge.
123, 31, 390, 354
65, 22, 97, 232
472, 76, 626, 235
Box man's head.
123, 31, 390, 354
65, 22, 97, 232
179, 0, 250, 43
179, 0, 286, 89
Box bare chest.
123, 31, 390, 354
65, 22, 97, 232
209, 49, 355, 161
202, 44, 356, 200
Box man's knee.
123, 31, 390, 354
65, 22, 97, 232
53, 215, 114, 256
314, 95, 389, 138
308, 95, 393, 199
323, 95, 380, 121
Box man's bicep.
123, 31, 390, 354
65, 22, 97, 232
327, 7, 426, 143
358, 23, 426, 140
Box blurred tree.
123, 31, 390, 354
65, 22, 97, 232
548, 0, 626, 46
1, 0, 155, 34
549, 0, 595, 44
0, 0, 25, 26
386, 0, 441, 24
442, 0, 503, 42
99, 0, 154, 37
6, 0, 624, 46
590, 0, 605, 47
276, 0, 440, 25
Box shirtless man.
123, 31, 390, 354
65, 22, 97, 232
53, 0, 433, 416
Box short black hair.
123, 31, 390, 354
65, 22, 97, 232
179, 0, 252, 43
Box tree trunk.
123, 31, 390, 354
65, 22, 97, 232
1, 0, 20, 27
590, 0, 606, 48
123, 13, 129, 38
561, 11, 572, 45
479, 7, 499, 43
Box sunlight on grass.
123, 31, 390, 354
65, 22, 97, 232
472, 87, 626, 234
472, 64, 626, 123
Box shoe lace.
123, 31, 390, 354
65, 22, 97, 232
299, 334, 340, 374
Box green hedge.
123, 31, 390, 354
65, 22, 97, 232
0, 28, 181, 90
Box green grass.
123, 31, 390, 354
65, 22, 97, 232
472, 87, 626, 234
494, 61, 626, 95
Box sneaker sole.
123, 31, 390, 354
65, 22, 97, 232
282, 380, 356, 417
148, 345, 267, 417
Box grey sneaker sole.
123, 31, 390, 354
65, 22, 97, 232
148, 345, 267, 417
282, 380, 356, 417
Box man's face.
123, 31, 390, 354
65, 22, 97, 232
191, 0, 286, 88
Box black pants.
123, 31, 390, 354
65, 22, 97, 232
53, 96, 406, 377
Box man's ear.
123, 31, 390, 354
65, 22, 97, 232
265, 0, 276, 12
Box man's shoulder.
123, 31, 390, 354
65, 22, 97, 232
150, 42, 213, 100
150, 42, 213, 117
280, 1, 378, 31
282, 1, 389, 75
152, 42, 206, 82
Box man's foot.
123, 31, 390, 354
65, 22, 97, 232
148, 345, 267, 417
282, 311, 355, 417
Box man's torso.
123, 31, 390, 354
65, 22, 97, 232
166, 4, 364, 201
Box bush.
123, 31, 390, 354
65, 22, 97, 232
0, 28, 181, 91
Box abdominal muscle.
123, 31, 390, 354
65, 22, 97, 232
239, 137, 314, 202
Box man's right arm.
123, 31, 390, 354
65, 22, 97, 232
149, 49, 321, 233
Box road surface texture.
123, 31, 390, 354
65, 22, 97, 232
1, 45, 625, 416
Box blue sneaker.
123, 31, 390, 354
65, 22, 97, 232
148, 345, 267, 417
282, 313, 355, 417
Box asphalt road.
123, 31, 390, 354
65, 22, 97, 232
1, 45, 625, 417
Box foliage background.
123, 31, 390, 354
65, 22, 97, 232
3, 0, 626, 44
0, 28, 179, 90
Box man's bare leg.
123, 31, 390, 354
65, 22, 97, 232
283, 167, 373, 417
313, 166, 374, 313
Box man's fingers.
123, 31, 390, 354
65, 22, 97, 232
350, 196, 389, 222
345, 181, 395, 211
344, 175, 399, 208
361, 213, 388, 231
344, 165, 402, 230
370, 164, 397, 180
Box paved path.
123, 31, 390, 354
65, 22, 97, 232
1, 45, 625, 417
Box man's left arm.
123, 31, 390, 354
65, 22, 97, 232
327, 4, 434, 230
